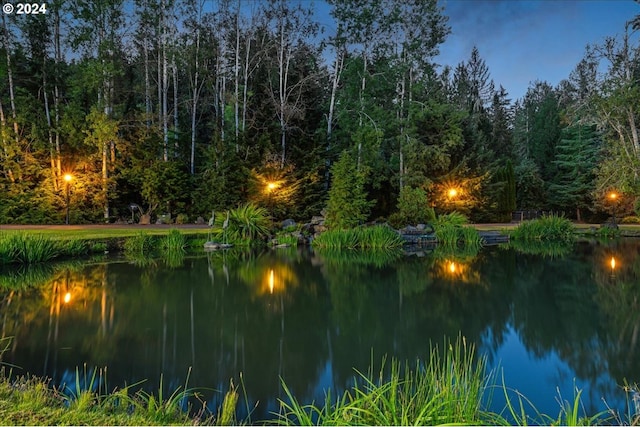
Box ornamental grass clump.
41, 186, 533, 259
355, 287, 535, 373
312, 226, 403, 250
0, 234, 59, 264
511, 214, 575, 242
210, 204, 271, 245
274, 336, 496, 426
123, 232, 156, 255
433, 213, 482, 249
160, 229, 188, 252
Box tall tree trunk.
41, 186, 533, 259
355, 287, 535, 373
190, 7, 201, 175
162, 16, 169, 162
326, 48, 343, 188
43, 66, 58, 191
234, 0, 240, 151
2, 13, 19, 152
144, 14, 151, 128
172, 52, 178, 155
53, 3, 62, 178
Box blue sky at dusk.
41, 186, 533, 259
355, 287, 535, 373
436, 0, 640, 100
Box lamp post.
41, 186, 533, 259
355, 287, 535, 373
608, 191, 618, 227
267, 182, 276, 219
64, 174, 73, 225
447, 187, 458, 212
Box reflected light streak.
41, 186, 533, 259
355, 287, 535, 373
269, 269, 275, 294
610, 257, 616, 271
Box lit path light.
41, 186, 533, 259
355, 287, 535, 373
63, 174, 73, 225
63, 292, 72, 304
448, 261, 457, 274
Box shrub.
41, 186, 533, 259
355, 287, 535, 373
124, 233, 156, 255
510, 214, 575, 242
325, 151, 373, 230
160, 229, 187, 252
0, 234, 59, 264
313, 225, 403, 249
621, 216, 640, 224
273, 232, 299, 247
210, 203, 271, 245
175, 213, 189, 224
389, 186, 436, 228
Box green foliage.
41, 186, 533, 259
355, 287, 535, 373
141, 160, 191, 215
123, 232, 157, 255
507, 239, 573, 258
175, 214, 189, 224
510, 214, 575, 242
325, 151, 373, 230
389, 186, 436, 228
315, 248, 403, 268
273, 232, 299, 247
0, 234, 58, 264
274, 336, 495, 426
160, 229, 188, 252
434, 211, 469, 227
495, 160, 516, 222
549, 124, 599, 220
195, 144, 250, 214
210, 204, 271, 245
621, 216, 640, 224
312, 225, 404, 250
431, 213, 482, 249
515, 158, 546, 210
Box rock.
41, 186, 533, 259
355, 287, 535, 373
196, 216, 206, 225
310, 216, 324, 225
204, 242, 233, 250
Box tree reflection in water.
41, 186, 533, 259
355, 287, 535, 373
0, 241, 639, 421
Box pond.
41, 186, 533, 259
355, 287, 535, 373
1, 239, 639, 422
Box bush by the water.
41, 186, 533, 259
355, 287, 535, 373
209, 203, 271, 245
388, 186, 436, 228
0, 234, 93, 264
510, 214, 575, 241
312, 225, 404, 249
432, 212, 482, 249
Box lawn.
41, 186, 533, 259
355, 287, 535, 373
0, 225, 211, 240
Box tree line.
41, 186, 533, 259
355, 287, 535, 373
0, 0, 638, 225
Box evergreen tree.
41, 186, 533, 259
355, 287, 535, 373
325, 151, 372, 229
549, 124, 600, 221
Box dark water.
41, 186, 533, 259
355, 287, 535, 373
1, 240, 639, 422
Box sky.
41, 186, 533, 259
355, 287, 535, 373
436, 0, 640, 100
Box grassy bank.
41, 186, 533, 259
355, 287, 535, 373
0, 228, 207, 265
0, 225, 210, 240
1, 336, 632, 426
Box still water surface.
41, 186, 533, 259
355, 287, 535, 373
1, 240, 639, 421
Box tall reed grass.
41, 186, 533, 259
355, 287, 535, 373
0, 233, 95, 265
274, 336, 496, 425
313, 226, 404, 250
161, 229, 188, 252
123, 232, 157, 255
510, 214, 575, 242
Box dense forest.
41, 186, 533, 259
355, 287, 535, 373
1, 0, 639, 225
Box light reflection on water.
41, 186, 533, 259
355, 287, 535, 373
0, 241, 639, 422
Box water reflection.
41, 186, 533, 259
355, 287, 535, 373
1, 242, 640, 421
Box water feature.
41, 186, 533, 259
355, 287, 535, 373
0, 239, 639, 422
